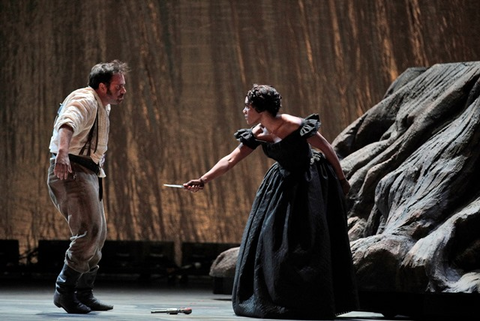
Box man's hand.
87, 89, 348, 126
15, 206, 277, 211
54, 125, 74, 180
54, 151, 72, 180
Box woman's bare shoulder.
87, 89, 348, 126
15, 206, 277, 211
280, 114, 303, 127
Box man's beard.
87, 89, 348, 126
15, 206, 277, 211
106, 88, 124, 105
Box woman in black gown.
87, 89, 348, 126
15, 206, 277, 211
184, 84, 358, 319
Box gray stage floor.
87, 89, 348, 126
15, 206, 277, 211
0, 276, 413, 321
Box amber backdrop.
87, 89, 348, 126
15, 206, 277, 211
1, 0, 480, 262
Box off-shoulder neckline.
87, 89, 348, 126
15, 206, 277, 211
253, 119, 305, 144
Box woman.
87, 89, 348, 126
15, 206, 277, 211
184, 84, 358, 319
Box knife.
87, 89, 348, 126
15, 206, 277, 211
163, 184, 185, 189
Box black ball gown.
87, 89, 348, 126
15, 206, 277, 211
232, 114, 358, 320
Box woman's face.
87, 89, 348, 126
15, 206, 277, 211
243, 97, 261, 125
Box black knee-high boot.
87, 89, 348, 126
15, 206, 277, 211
54, 264, 91, 314
76, 266, 113, 311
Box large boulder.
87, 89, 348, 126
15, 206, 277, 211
333, 62, 480, 317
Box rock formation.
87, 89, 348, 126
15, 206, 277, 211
334, 62, 480, 295
331, 62, 480, 317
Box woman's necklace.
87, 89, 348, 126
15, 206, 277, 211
261, 121, 283, 143
269, 119, 284, 136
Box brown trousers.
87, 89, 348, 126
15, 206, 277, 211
47, 158, 107, 273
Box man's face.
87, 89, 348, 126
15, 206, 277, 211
105, 73, 126, 105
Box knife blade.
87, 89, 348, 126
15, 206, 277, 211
163, 184, 185, 189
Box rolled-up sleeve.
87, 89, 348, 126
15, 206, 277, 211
55, 99, 95, 135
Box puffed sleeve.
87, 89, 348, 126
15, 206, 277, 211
234, 128, 261, 150
300, 114, 321, 138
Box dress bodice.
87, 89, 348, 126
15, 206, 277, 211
234, 114, 321, 173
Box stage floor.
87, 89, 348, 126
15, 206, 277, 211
0, 276, 412, 321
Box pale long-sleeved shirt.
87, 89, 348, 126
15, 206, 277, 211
49, 87, 110, 177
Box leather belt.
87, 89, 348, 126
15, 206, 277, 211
52, 153, 100, 175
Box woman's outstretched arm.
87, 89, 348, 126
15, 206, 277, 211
184, 143, 254, 192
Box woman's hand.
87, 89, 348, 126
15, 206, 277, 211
184, 178, 205, 193
340, 178, 350, 196
252, 124, 275, 142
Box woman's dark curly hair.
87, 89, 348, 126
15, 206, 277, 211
246, 84, 282, 116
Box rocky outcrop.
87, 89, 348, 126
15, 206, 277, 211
333, 62, 480, 295
209, 247, 239, 279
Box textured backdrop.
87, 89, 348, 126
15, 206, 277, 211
1, 0, 480, 262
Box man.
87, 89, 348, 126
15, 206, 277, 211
47, 60, 129, 314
